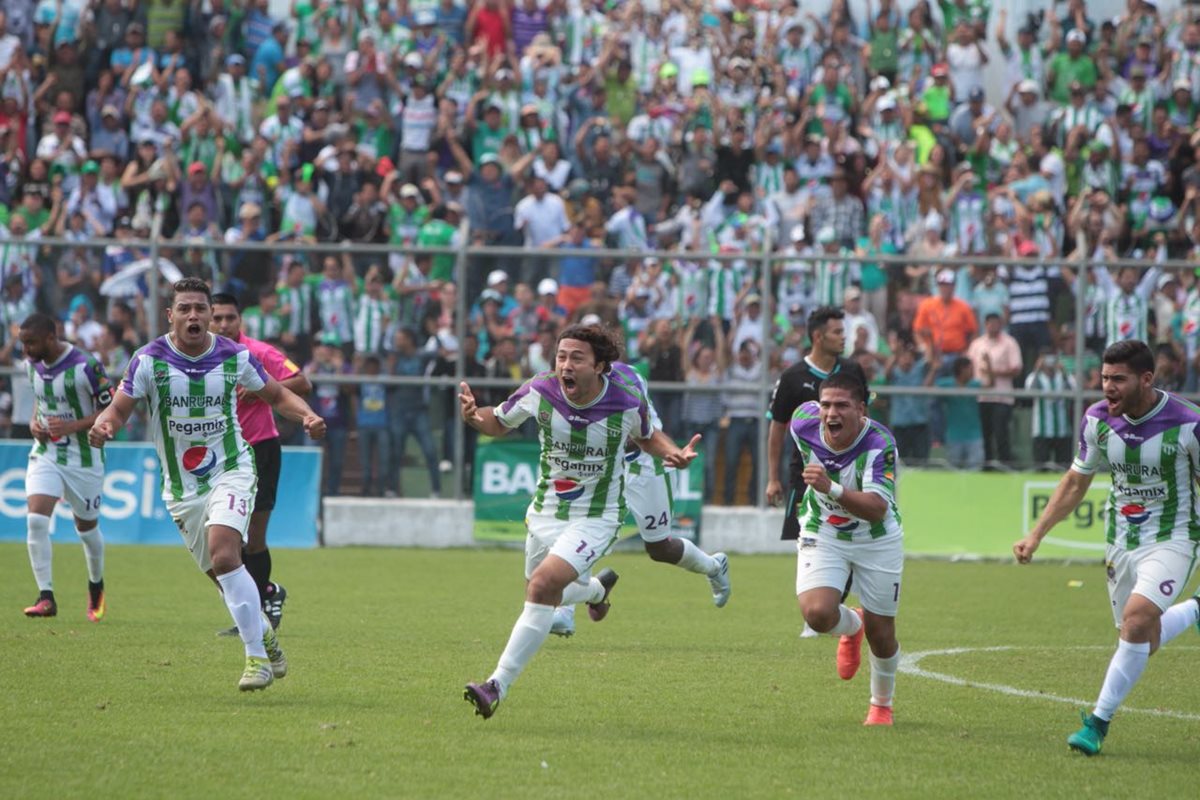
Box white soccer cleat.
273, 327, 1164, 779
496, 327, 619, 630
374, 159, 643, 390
708, 553, 731, 608
262, 613, 287, 678
550, 605, 576, 637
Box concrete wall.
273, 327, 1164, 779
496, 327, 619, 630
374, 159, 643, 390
323, 498, 792, 554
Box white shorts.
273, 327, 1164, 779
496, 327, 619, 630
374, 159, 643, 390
1105, 540, 1200, 627
167, 470, 258, 573
524, 514, 621, 580
625, 469, 673, 543
26, 455, 104, 522
796, 534, 904, 617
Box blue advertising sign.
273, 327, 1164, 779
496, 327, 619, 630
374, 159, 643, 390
0, 442, 321, 547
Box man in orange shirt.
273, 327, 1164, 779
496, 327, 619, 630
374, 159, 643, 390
913, 270, 978, 361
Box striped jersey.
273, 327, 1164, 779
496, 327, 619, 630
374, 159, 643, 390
28, 345, 113, 469
316, 279, 355, 344
1072, 391, 1200, 549
278, 280, 316, 336
812, 252, 857, 308
610, 362, 665, 478
789, 401, 903, 542
121, 334, 268, 503
1094, 262, 1159, 346
1025, 368, 1075, 438
353, 293, 393, 354
495, 371, 652, 524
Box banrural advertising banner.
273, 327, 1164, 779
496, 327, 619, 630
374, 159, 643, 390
0, 442, 321, 547
473, 439, 703, 543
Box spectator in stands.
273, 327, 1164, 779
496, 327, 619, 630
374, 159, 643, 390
389, 325, 442, 498
967, 313, 1023, 468
935, 356, 984, 471
355, 354, 390, 498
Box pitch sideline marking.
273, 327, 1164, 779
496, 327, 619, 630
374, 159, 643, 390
898, 646, 1200, 722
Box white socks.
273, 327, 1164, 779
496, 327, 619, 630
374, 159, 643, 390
216, 566, 267, 658
560, 577, 604, 606
677, 538, 719, 575
1159, 599, 1200, 646
76, 526, 104, 584
27, 513, 53, 591
829, 605, 863, 637
1094, 639, 1150, 721
490, 602, 555, 698
869, 649, 901, 707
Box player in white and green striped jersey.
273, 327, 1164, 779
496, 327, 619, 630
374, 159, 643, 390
1025, 352, 1075, 467
460, 324, 701, 719
352, 265, 394, 355
1014, 340, 1200, 756
549, 361, 731, 637
19, 313, 113, 622
89, 278, 327, 693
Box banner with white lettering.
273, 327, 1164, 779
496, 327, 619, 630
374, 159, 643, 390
0, 441, 321, 547
472, 439, 703, 543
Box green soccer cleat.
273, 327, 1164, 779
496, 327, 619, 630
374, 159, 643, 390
1067, 711, 1107, 756
238, 656, 275, 692
262, 614, 287, 679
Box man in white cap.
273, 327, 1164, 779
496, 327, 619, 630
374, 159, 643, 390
1006, 78, 1052, 142
996, 17, 1046, 91
1047, 28, 1098, 104
777, 226, 816, 324
812, 226, 859, 308
471, 269, 518, 322
842, 286, 880, 356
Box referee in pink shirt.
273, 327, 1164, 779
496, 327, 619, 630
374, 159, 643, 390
211, 294, 312, 631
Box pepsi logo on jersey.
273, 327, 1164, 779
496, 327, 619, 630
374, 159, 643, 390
182, 446, 217, 477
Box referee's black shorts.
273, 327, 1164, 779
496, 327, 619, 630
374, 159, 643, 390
251, 437, 282, 513
781, 480, 803, 541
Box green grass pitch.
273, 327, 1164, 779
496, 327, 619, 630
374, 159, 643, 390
1, 543, 1198, 798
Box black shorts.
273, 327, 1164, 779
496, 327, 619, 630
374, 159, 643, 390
252, 438, 282, 513
781, 478, 804, 541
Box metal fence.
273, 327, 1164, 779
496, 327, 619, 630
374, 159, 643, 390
0, 232, 1185, 506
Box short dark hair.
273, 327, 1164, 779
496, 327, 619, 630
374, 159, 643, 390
556, 324, 622, 374
807, 306, 845, 336
171, 277, 212, 304
19, 312, 57, 338
1103, 340, 1155, 375
819, 371, 867, 403
210, 292, 239, 310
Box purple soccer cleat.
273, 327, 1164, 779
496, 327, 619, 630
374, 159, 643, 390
586, 568, 619, 622
464, 680, 501, 719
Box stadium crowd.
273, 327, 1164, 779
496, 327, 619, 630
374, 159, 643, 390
0, 0, 1199, 499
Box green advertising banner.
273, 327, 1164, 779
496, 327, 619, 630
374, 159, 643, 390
901, 470, 1111, 559
473, 439, 704, 543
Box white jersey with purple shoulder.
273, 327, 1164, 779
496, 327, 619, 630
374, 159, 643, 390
120, 334, 268, 504
495, 369, 652, 523
789, 401, 902, 541
28, 344, 113, 469
610, 361, 666, 477
1072, 391, 1200, 550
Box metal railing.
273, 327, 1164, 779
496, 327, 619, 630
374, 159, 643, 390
0, 232, 1186, 506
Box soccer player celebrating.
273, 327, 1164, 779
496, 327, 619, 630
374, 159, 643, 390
89, 279, 326, 692
211, 293, 312, 631
19, 313, 113, 621
791, 373, 903, 726
459, 325, 700, 718
1014, 340, 1200, 756
549, 360, 730, 637
767, 306, 867, 539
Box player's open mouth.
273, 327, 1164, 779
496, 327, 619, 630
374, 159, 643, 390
561, 376, 577, 392
826, 420, 843, 433
186, 323, 202, 335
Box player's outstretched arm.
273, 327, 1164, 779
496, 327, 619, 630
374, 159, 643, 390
637, 430, 701, 468
1013, 468, 1094, 564
88, 391, 137, 448
458, 382, 510, 437
255, 379, 326, 440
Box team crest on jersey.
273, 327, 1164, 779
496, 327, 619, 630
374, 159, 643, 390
1119, 504, 1151, 525
182, 445, 217, 477
553, 479, 585, 501
1106, 561, 1116, 581
827, 514, 858, 532
538, 410, 551, 425
153, 360, 171, 386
